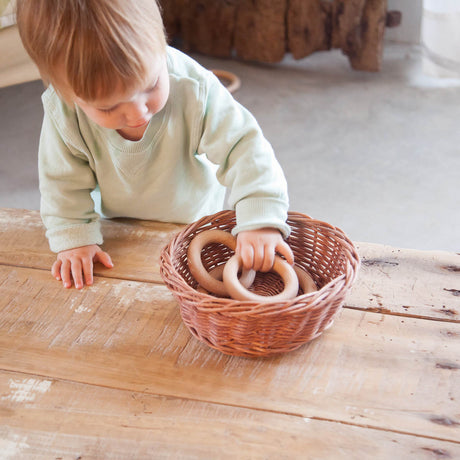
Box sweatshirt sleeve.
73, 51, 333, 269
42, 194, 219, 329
196, 73, 290, 238
38, 109, 102, 253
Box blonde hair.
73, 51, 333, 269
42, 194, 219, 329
16, 0, 167, 101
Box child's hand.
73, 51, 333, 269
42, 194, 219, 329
52, 244, 114, 289
236, 228, 294, 272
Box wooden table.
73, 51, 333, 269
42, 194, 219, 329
0, 208, 459, 458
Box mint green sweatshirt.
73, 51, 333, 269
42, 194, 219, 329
39, 47, 290, 253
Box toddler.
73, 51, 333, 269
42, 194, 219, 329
16, 0, 293, 289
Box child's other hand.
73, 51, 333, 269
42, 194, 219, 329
52, 244, 114, 289
236, 228, 294, 272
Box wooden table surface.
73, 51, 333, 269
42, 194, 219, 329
0, 208, 459, 459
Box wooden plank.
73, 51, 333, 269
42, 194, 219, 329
351, 242, 460, 321
0, 208, 54, 270
1, 266, 459, 442
1, 370, 459, 459
0, 208, 183, 284
1, 209, 459, 320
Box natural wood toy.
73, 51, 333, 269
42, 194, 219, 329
187, 229, 317, 301
187, 229, 255, 297
211, 69, 241, 93
223, 254, 299, 301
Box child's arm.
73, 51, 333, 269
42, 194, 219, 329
38, 89, 107, 288
52, 244, 113, 289
197, 70, 292, 261
166, 50, 289, 240
236, 228, 294, 272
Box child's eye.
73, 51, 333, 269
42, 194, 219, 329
147, 81, 159, 93
100, 107, 116, 114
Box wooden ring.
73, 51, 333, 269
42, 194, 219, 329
196, 265, 256, 295
196, 266, 225, 294
211, 69, 241, 93
199, 265, 316, 298
223, 255, 299, 302
293, 266, 317, 294
206, 264, 256, 290
187, 229, 255, 296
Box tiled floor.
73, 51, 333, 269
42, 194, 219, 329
1, 43, 459, 252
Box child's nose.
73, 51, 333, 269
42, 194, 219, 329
127, 100, 149, 120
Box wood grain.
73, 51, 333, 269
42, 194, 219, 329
1, 209, 460, 456
287, 0, 332, 59
1, 265, 459, 442
234, 0, 287, 63
348, 0, 387, 71
331, 0, 387, 71
179, 0, 237, 57
351, 243, 460, 321
0, 208, 183, 284
1, 208, 458, 321
2, 369, 459, 459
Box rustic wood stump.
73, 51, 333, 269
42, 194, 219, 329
158, 0, 399, 72
234, 0, 287, 63
287, 0, 332, 59
160, 0, 183, 39
178, 0, 237, 57
331, 0, 388, 71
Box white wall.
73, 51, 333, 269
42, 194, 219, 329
385, 0, 423, 44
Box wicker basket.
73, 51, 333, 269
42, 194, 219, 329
160, 210, 360, 357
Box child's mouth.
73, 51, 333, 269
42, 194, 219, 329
127, 117, 151, 128
127, 119, 150, 129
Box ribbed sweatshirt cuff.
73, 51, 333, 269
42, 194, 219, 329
46, 220, 103, 253
231, 197, 291, 238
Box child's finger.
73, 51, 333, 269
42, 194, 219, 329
251, 245, 265, 272
276, 241, 294, 265
82, 257, 94, 286
260, 248, 275, 273
71, 259, 84, 289
95, 250, 114, 268
52, 259, 62, 281
61, 259, 72, 288
238, 244, 254, 271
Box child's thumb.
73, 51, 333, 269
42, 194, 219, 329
95, 249, 114, 268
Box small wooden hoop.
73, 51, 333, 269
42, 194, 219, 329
196, 264, 256, 295
187, 229, 254, 296
293, 266, 317, 295
198, 264, 317, 297
211, 69, 241, 93
196, 266, 225, 294
223, 255, 299, 301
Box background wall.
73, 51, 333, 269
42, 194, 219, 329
385, 0, 423, 44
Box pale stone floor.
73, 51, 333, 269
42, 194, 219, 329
1, 42, 459, 252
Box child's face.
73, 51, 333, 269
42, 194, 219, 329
71, 55, 169, 131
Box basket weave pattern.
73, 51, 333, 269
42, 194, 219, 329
160, 210, 360, 357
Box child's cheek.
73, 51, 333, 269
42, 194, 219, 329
98, 113, 120, 129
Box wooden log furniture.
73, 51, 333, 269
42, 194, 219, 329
0, 208, 459, 457
159, 0, 402, 71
